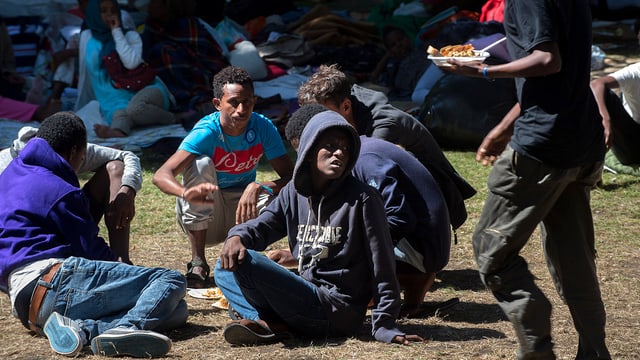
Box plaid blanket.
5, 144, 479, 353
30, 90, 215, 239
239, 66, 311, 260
142, 17, 229, 112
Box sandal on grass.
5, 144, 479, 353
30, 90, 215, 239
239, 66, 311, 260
223, 319, 282, 346
400, 297, 461, 319
186, 260, 210, 289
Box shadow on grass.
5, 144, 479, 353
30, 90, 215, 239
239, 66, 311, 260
434, 268, 486, 292
170, 323, 221, 342
436, 301, 508, 323
402, 323, 506, 342
275, 323, 506, 349
598, 177, 640, 191
278, 322, 506, 349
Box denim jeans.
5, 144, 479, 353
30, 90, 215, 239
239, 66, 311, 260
214, 250, 330, 337
36, 257, 188, 340
473, 146, 610, 360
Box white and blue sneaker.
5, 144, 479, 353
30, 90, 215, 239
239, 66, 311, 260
90, 327, 172, 358
43, 312, 86, 357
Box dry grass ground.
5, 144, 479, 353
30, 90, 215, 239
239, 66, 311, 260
1, 40, 639, 360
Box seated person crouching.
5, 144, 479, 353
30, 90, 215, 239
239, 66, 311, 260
214, 111, 424, 346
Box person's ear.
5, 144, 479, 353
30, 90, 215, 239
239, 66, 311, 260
340, 98, 352, 115
212, 98, 221, 111
339, 99, 357, 128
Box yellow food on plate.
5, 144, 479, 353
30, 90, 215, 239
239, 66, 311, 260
428, 44, 476, 57
202, 287, 223, 299
213, 297, 229, 310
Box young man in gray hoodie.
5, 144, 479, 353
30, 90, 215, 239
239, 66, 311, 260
214, 111, 422, 346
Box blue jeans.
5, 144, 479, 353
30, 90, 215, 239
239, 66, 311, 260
36, 257, 188, 340
473, 147, 610, 359
214, 250, 330, 337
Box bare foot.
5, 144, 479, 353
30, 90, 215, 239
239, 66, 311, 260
94, 124, 127, 138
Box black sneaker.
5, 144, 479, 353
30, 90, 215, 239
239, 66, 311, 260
90, 327, 171, 358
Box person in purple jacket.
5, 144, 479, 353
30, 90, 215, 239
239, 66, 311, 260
0, 112, 188, 358
215, 110, 423, 346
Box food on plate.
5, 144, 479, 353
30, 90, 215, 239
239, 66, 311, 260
202, 287, 224, 299
426, 45, 441, 57
213, 297, 229, 310
187, 287, 229, 301
427, 44, 476, 57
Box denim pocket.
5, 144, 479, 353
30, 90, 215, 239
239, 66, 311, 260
62, 288, 106, 319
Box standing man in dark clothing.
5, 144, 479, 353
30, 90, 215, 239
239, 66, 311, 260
436, 0, 611, 358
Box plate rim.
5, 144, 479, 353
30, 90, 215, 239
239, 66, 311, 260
187, 287, 220, 299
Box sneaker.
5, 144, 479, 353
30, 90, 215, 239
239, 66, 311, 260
43, 312, 85, 357
223, 319, 285, 346
90, 327, 172, 358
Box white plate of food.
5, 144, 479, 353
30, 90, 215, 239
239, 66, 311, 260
427, 44, 489, 67
428, 51, 490, 67
187, 287, 224, 300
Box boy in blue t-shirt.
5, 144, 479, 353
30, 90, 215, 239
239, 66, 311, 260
153, 66, 294, 288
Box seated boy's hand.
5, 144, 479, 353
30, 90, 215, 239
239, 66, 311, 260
219, 236, 246, 271
236, 182, 261, 224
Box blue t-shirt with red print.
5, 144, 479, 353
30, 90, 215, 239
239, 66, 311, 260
179, 112, 286, 189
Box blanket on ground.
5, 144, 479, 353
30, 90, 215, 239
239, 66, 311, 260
0, 101, 187, 151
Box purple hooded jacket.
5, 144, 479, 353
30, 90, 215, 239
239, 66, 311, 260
0, 138, 115, 292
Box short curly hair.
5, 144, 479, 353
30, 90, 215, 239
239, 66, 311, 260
297, 64, 353, 107
36, 111, 87, 155
212, 66, 254, 99
285, 103, 330, 142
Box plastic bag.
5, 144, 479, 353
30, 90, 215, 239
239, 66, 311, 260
591, 45, 606, 71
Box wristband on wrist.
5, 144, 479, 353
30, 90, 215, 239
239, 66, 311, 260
483, 66, 495, 81
255, 181, 274, 196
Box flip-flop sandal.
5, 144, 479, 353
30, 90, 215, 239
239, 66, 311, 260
186, 260, 210, 289
401, 297, 461, 319
223, 320, 280, 346
228, 305, 243, 320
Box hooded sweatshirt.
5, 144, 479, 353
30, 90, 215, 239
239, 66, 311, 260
350, 84, 475, 230
227, 111, 404, 343
0, 138, 115, 291
354, 136, 451, 273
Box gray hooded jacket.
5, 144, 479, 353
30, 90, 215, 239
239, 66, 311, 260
227, 111, 404, 342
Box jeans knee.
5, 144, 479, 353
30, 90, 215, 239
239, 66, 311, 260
162, 269, 188, 293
